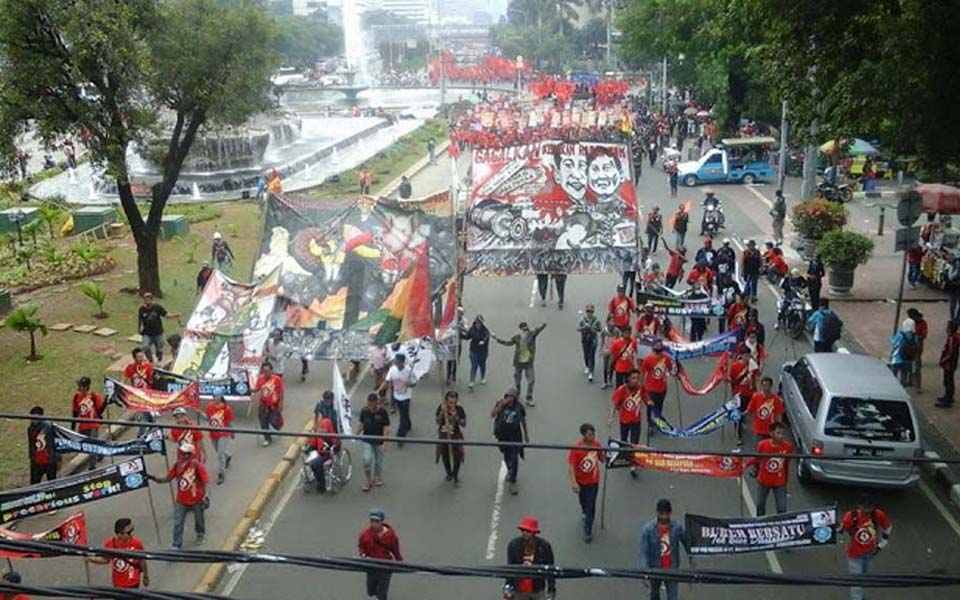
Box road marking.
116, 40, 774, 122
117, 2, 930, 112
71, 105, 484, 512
220, 362, 371, 595
918, 480, 960, 541
745, 185, 774, 209
529, 279, 538, 309
484, 462, 508, 560
738, 477, 784, 574
837, 347, 850, 354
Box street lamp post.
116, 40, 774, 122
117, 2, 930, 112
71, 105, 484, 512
516, 55, 524, 94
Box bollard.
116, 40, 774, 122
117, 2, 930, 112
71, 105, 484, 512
878, 205, 885, 236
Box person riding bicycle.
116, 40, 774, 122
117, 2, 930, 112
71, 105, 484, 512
776, 269, 808, 329
306, 417, 341, 492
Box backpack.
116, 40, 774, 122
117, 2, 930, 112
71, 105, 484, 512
821, 311, 843, 343
899, 335, 919, 361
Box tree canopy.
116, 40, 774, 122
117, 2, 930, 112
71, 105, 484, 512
273, 14, 343, 69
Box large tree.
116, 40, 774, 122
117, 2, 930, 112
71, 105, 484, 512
0, 0, 279, 295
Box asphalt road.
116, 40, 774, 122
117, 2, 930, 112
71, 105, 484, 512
223, 163, 960, 600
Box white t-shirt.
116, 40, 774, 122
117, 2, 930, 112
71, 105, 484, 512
386, 364, 414, 401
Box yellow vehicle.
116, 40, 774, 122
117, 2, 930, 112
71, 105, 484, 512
849, 155, 890, 178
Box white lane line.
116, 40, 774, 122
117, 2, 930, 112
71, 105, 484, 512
918, 480, 960, 541
529, 279, 538, 309
220, 362, 371, 595
745, 185, 774, 209
738, 477, 784, 574
484, 462, 508, 560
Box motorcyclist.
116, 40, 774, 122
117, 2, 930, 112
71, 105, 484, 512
695, 237, 717, 269
700, 189, 722, 235
775, 268, 808, 329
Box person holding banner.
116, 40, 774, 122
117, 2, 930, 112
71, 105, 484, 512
171, 407, 206, 463
841, 494, 893, 600
638, 498, 693, 600
749, 421, 793, 516
635, 304, 664, 339
27, 406, 59, 484
149, 442, 209, 548
728, 347, 754, 445
607, 284, 636, 332
608, 370, 643, 477
253, 362, 285, 447
85, 518, 149, 589
205, 396, 234, 485
567, 423, 602, 542
124, 348, 157, 435
640, 341, 674, 434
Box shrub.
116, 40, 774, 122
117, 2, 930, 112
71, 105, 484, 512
80, 281, 108, 318
72, 241, 104, 265
790, 198, 847, 240
816, 229, 875, 270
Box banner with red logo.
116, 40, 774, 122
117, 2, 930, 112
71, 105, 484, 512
686, 506, 838, 554
106, 378, 200, 413
605, 440, 744, 478
676, 353, 729, 396
0, 512, 88, 557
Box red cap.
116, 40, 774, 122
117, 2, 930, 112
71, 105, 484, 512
517, 516, 540, 533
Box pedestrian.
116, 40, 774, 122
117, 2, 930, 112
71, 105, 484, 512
635, 303, 664, 338
357, 508, 403, 600
638, 498, 693, 600
205, 396, 234, 485
170, 407, 206, 463
85, 518, 149, 589
728, 346, 753, 445
610, 327, 638, 388
608, 369, 643, 476
648, 139, 657, 167
840, 494, 892, 600
567, 423, 601, 542
492, 389, 528, 496
63, 138, 77, 169
749, 421, 792, 516
211, 232, 234, 271
938, 320, 960, 408
255, 174, 267, 202
600, 316, 617, 390
27, 406, 59, 484
264, 328, 290, 378
436, 390, 466, 485
671, 203, 689, 249
15, 148, 29, 180
551, 274, 567, 309
661, 238, 687, 289
741, 308, 766, 345
398, 175, 412, 199
427, 137, 436, 163
379, 353, 416, 443
889, 319, 919, 386
725, 294, 751, 335
666, 160, 678, 197
148, 442, 209, 548
607, 284, 637, 332
356, 393, 390, 493
461, 315, 490, 390
124, 348, 157, 434
253, 361, 284, 446
164, 334, 181, 370
577, 304, 602, 383
493, 322, 547, 406
946, 257, 960, 322
137, 292, 178, 364
196, 261, 213, 295
907, 308, 928, 389
71, 376, 105, 470
907, 243, 924, 289
807, 298, 843, 352
741, 240, 761, 302
770, 189, 786, 244
646, 207, 663, 253
745, 376, 784, 439
806, 254, 825, 310
504, 517, 556, 600
640, 340, 673, 434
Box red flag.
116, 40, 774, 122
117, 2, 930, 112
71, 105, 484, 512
0, 512, 88, 558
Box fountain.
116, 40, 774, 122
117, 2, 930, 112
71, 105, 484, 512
342, 0, 381, 86
191, 182, 201, 200
331, 147, 341, 167
88, 179, 98, 201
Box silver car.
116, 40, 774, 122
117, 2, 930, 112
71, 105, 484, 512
779, 353, 922, 488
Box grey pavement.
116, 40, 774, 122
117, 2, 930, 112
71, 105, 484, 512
223, 158, 960, 600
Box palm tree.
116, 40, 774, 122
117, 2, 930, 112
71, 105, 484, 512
37, 205, 63, 238
4, 304, 48, 361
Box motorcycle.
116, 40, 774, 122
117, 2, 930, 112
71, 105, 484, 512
816, 180, 854, 203
703, 204, 724, 237
778, 295, 811, 340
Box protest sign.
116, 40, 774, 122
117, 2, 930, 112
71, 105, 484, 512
0, 512, 88, 558
605, 439, 744, 478
637, 291, 725, 317
686, 506, 838, 554
651, 399, 740, 438
107, 378, 199, 413
52, 426, 165, 457
154, 368, 250, 402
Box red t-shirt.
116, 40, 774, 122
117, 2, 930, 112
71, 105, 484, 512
841, 509, 892, 558
167, 459, 209, 506
171, 428, 204, 461
567, 439, 602, 486
667, 251, 686, 278
726, 303, 749, 330
746, 392, 785, 435
72, 391, 105, 432
611, 337, 637, 373
686, 267, 714, 289
255, 374, 284, 408
123, 361, 154, 389
640, 352, 672, 394
729, 359, 753, 397
608, 295, 636, 329
612, 384, 644, 424
105, 536, 145, 588
754, 438, 793, 488
658, 524, 672, 568
635, 315, 662, 337
205, 403, 234, 440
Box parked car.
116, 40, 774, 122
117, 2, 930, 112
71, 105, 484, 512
779, 353, 922, 488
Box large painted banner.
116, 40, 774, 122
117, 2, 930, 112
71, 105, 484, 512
466, 140, 638, 274
686, 507, 838, 555
172, 269, 280, 389
255, 193, 456, 360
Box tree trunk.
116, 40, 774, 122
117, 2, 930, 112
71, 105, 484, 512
28, 329, 37, 360
116, 177, 163, 296
724, 70, 748, 135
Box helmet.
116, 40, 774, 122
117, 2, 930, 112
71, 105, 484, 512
213, 232, 222, 240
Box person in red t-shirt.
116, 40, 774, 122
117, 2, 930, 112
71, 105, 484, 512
725, 294, 750, 333
660, 237, 688, 289
72, 377, 105, 471
150, 442, 209, 548
254, 362, 285, 446
746, 377, 785, 438
358, 508, 402, 600
85, 518, 149, 589
749, 422, 792, 516
634, 304, 663, 338
0, 571, 30, 600
610, 329, 637, 387
608, 369, 644, 455
567, 423, 602, 542
607, 284, 637, 331
728, 346, 753, 444
27, 406, 59, 484
640, 341, 673, 433
205, 396, 234, 485
841, 494, 892, 600
123, 348, 154, 389
170, 407, 206, 464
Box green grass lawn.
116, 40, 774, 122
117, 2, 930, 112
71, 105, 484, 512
0, 121, 443, 488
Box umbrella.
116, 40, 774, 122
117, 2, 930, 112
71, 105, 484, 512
818, 137, 880, 156
917, 183, 960, 215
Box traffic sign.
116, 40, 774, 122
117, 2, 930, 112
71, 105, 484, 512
895, 226, 921, 251
897, 190, 923, 226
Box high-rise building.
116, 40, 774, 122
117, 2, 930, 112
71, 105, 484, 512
379, 0, 431, 24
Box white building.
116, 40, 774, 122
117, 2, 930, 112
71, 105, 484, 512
379, 0, 431, 24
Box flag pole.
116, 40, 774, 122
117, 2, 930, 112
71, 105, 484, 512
674, 371, 684, 428
599, 462, 609, 531
83, 559, 92, 586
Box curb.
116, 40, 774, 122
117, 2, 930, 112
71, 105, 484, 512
920, 450, 960, 507
853, 190, 898, 200
192, 416, 313, 594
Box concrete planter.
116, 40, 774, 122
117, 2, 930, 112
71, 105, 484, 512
827, 267, 855, 296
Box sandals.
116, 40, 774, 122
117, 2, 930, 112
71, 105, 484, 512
362, 483, 371, 492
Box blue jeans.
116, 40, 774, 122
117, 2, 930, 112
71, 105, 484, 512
908, 263, 921, 287
847, 553, 874, 600
468, 349, 487, 384
578, 483, 599, 536
755, 484, 787, 516
140, 333, 164, 362
743, 274, 760, 299
362, 442, 384, 478
172, 502, 205, 548
891, 362, 912, 386
650, 579, 678, 600
395, 399, 411, 438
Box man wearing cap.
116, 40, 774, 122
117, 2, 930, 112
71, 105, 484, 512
505, 517, 556, 600
171, 407, 206, 463
493, 322, 547, 406
577, 304, 602, 383
71, 376, 105, 470
149, 442, 209, 548
358, 508, 403, 600
492, 389, 528, 495
639, 499, 692, 600
567, 423, 602, 542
